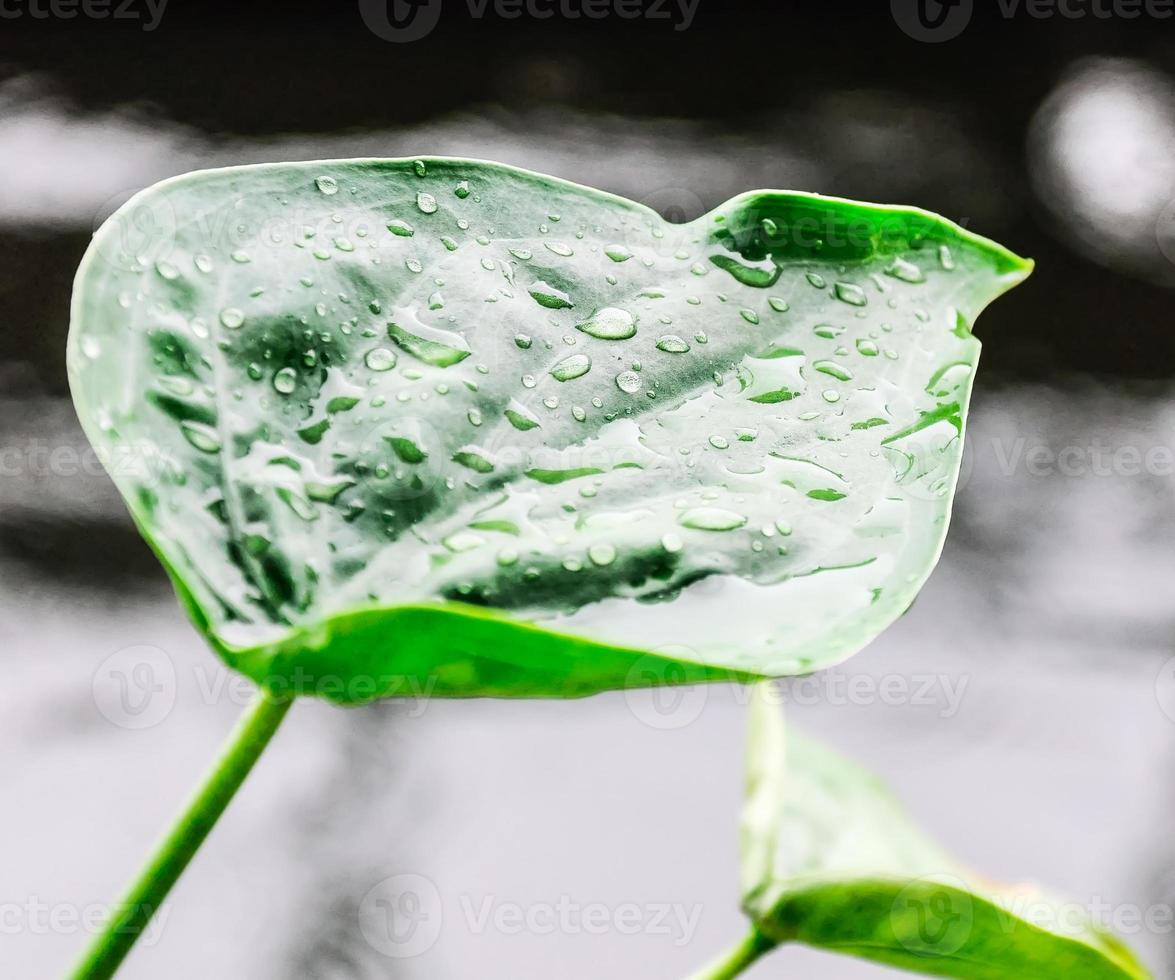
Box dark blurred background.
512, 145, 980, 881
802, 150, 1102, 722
3, 3, 1175, 978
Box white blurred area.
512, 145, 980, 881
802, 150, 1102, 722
1030, 56, 1175, 285
2, 68, 1175, 980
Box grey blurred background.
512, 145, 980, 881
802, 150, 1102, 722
3, 2, 1175, 977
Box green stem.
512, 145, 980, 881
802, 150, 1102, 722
688, 929, 775, 980
70, 687, 294, 980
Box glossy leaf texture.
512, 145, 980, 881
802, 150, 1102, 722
738, 684, 1150, 979
69, 158, 1030, 701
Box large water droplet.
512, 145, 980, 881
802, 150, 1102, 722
273, 368, 297, 395
656, 335, 690, 353
504, 399, 542, 431
834, 282, 867, 306
365, 347, 397, 372
315, 175, 339, 195
386, 436, 427, 464
416, 192, 438, 214
219, 308, 244, 329
452, 448, 495, 473
577, 307, 636, 340
551, 353, 592, 382
588, 542, 617, 566
528, 281, 574, 309
180, 421, 221, 454
615, 370, 642, 394
387, 310, 472, 367
680, 507, 746, 531
885, 258, 925, 283
814, 360, 853, 381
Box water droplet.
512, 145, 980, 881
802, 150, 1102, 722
155, 259, 179, 281
588, 542, 617, 566
615, 370, 641, 394
454, 180, 471, 199
509, 247, 533, 261
315, 175, 339, 195
413, 160, 427, 177
938, 244, 955, 270
709, 254, 780, 287
365, 347, 397, 372
926, 362, 972, 397
514, 334, 533, 350
444, 531, 485, 553
387, 313, 471, 367
831, 281, 867, 308
544, 241, 574, 257
885, 258, 925, 283
529, 281, 574, 309
805, 272, 826, 289
219, 308, 244, 329
505, 399, 542, 431
768, 296, 789, 313
416, 192, 438, 214
605, 244, 632, 262
452, 448, 495, 473
273, 367, 297, 394
656, 335, 690, 353
680, 507, 746, 531
821, 389, 841, 403
386, 436, 427, 464
661, 532, 684, 553
739, 308, 760, 325
496, 548, 519, 567
708, 435, 730, 449
194, 254, 213, 274
387, 219, 415, 237
856, 338, 880, 356
180, 421, 221, 454
577, 307, 636, 340
814, 360, 853, 381
551, 353, 592, 382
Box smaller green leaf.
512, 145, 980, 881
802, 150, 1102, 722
737, 684, 1150, 980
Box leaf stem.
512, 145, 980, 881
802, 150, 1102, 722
688, 929, 775, 980
69, 686, 294, 980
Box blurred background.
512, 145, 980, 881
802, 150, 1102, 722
3, 1, 1175, 977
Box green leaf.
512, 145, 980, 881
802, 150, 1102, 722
737, 684, 1151, 979
69, 158, 1030, 701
